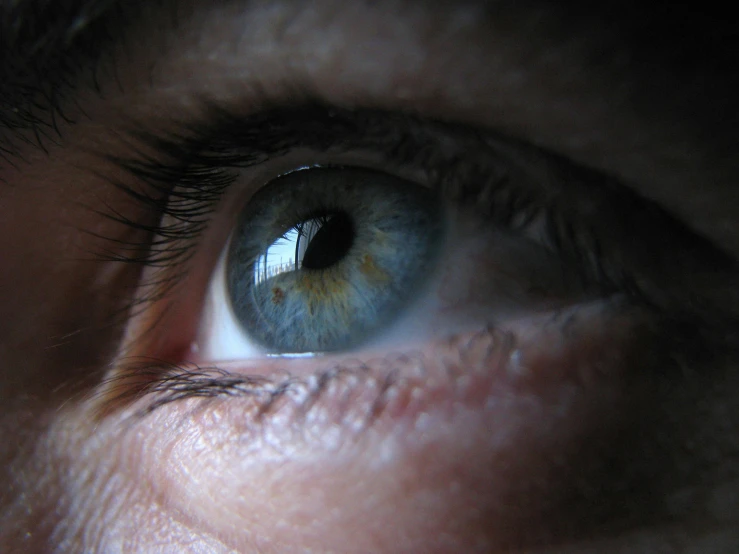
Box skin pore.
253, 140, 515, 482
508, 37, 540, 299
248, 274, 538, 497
1, 1, 738, 552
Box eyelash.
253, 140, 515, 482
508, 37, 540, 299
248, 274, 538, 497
89, 100, 734, 414
101, 102, 611, 296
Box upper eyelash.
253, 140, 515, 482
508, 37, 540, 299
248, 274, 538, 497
90, 100, 737, 360
99, 102, 553, 275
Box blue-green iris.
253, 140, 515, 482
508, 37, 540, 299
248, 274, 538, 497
226, 167, 442, 353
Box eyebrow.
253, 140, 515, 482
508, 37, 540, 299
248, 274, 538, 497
1, 0, 734, 165
0, 0, 148, 161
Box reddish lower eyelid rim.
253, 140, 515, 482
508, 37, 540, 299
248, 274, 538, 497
98, 299, 640, 429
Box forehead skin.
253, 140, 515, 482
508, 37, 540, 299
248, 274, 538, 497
2, 0, 737, 253
0, 0, 737, 553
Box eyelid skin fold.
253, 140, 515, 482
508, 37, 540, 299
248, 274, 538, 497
109, 298, 633, 422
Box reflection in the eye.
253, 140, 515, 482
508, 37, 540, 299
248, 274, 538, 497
254, 213, 353, 284
254, 222, 315, 284
254, 226, 302, 285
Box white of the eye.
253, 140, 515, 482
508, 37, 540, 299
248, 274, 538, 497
196, 240, 262, 361
196, 237, 320, 361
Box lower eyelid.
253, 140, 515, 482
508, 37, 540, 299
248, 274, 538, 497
99, 297, 671, 550
116, 296, 633, 427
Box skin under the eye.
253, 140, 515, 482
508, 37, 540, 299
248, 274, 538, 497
0, 1, 738, 553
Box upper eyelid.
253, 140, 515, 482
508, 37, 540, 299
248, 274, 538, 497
99, 101, 737, 338
4, 1, 736, 262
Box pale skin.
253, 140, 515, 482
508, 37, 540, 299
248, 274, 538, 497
1, 1, 738, 552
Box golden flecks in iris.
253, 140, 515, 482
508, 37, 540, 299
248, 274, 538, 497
293, 268, 357, 323
271, 287, 285, 305
295, 270, 350, 300
359, 254, 390, 284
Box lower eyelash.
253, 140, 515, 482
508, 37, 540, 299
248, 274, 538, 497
91, 288, 726, 427
95, 325, 518, 428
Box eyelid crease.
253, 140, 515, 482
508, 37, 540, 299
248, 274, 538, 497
92, 100, 739, 371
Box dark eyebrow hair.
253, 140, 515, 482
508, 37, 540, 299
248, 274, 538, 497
0, 0, 153, 161
0, 0, 735, 165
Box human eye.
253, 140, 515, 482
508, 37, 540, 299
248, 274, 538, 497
112, 105, 607, 370
2, 2, 738, 553
76, 101, 734, 551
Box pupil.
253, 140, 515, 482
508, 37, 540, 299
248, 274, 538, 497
301, 212, 355, 270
